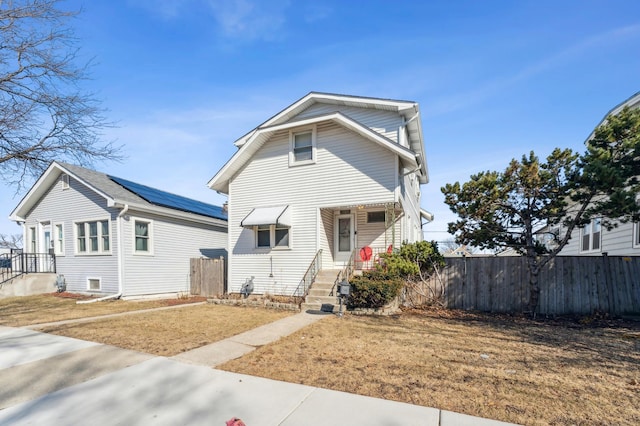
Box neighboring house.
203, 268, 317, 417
443, 245, 474, 258
553, 91, 640, 256
208, 92, 431, 295
9, 161, 227, 296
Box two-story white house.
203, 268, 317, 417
208, 92, 431, 296
552, 91, 640, 256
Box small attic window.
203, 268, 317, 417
61, 174, 69, 190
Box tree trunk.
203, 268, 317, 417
528, 272, 540, 317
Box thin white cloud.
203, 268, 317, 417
303, 3, 332, 23
429, 23, 640, 117
127, 0, 192, 20
206, 0, 290, 41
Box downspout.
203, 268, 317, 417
77, 204, 128, 304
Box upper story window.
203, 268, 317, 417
633, 222, 640, 248
289, 127, 316, 166
61, 174, 69, 190
133, 218, 154, 255
76, 219, 111, 255
580, 218, 601, 253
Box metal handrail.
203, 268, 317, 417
331, 249, 355, 296
0, 252, 56, 286
292, 249, 322, 298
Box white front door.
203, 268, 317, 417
335, 214, 355, 263
40, 223, 52, 253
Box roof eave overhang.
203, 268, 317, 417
9, 161, 115, 222
586, 91, 640, 142
120, 201, 227, 227
208, 112, 419, 193
232, 92, 419, 148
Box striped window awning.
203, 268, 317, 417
241, 205, 291, 227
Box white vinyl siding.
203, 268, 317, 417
356, 209, 401, 251
228, 121, 397, 295
121, 211, 227, 296
23, 173, 120, 293
294, 103, 403, 142
21, 171, 228, 296
559, 218, 640, 256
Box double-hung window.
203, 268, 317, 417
54, 223, 64, 255
289, 127, 316, 166
633, 222, 640, 248
29, 227, 37, 253
255, 225, 290, 249
134, 219, 154, 255
76, 220, 110, 255
580, 218, 601, 253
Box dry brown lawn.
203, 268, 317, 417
0, 293, 203, 327
39, 304, 293, 356
218, 310, 640, 426
12, 293, 638, 425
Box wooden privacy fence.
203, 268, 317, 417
190, 257, 225, 297
408, 255, 640, 315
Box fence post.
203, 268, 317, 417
601, 252, 616, 315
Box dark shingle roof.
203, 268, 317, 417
57, 162, 226, 221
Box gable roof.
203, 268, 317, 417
10, 161, 227, 224
209, 92, 428, 194
587, 90, 640, 141
208, 112, 422, 194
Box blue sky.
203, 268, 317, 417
2, 0, 640, 244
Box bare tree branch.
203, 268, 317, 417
0, 0, 122, 190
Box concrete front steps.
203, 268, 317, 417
300, 269, 342, 313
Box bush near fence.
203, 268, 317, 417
406, 255, 640, 315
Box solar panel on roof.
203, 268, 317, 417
108, 175, 227, 221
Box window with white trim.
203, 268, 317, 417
580, 218, 601, 252
54, 223, 64, 255
61, 174, 69, 190
633, 222, 640, 248
29, 227, 36, 253
289, 127, 316, 166
134, 219, 154, 254
76, 220, 111, 254
87, 277, 101, 291
255, 225, 290, 249
256, 225, 270, 248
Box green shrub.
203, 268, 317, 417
346, 271, 404, 309
377, 241, 444, 279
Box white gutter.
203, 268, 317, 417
77, 204, 128, 304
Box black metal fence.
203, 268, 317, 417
0, 250, 56, 285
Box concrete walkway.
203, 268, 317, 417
0, 309, 519, 425
172, 311, 329, 367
